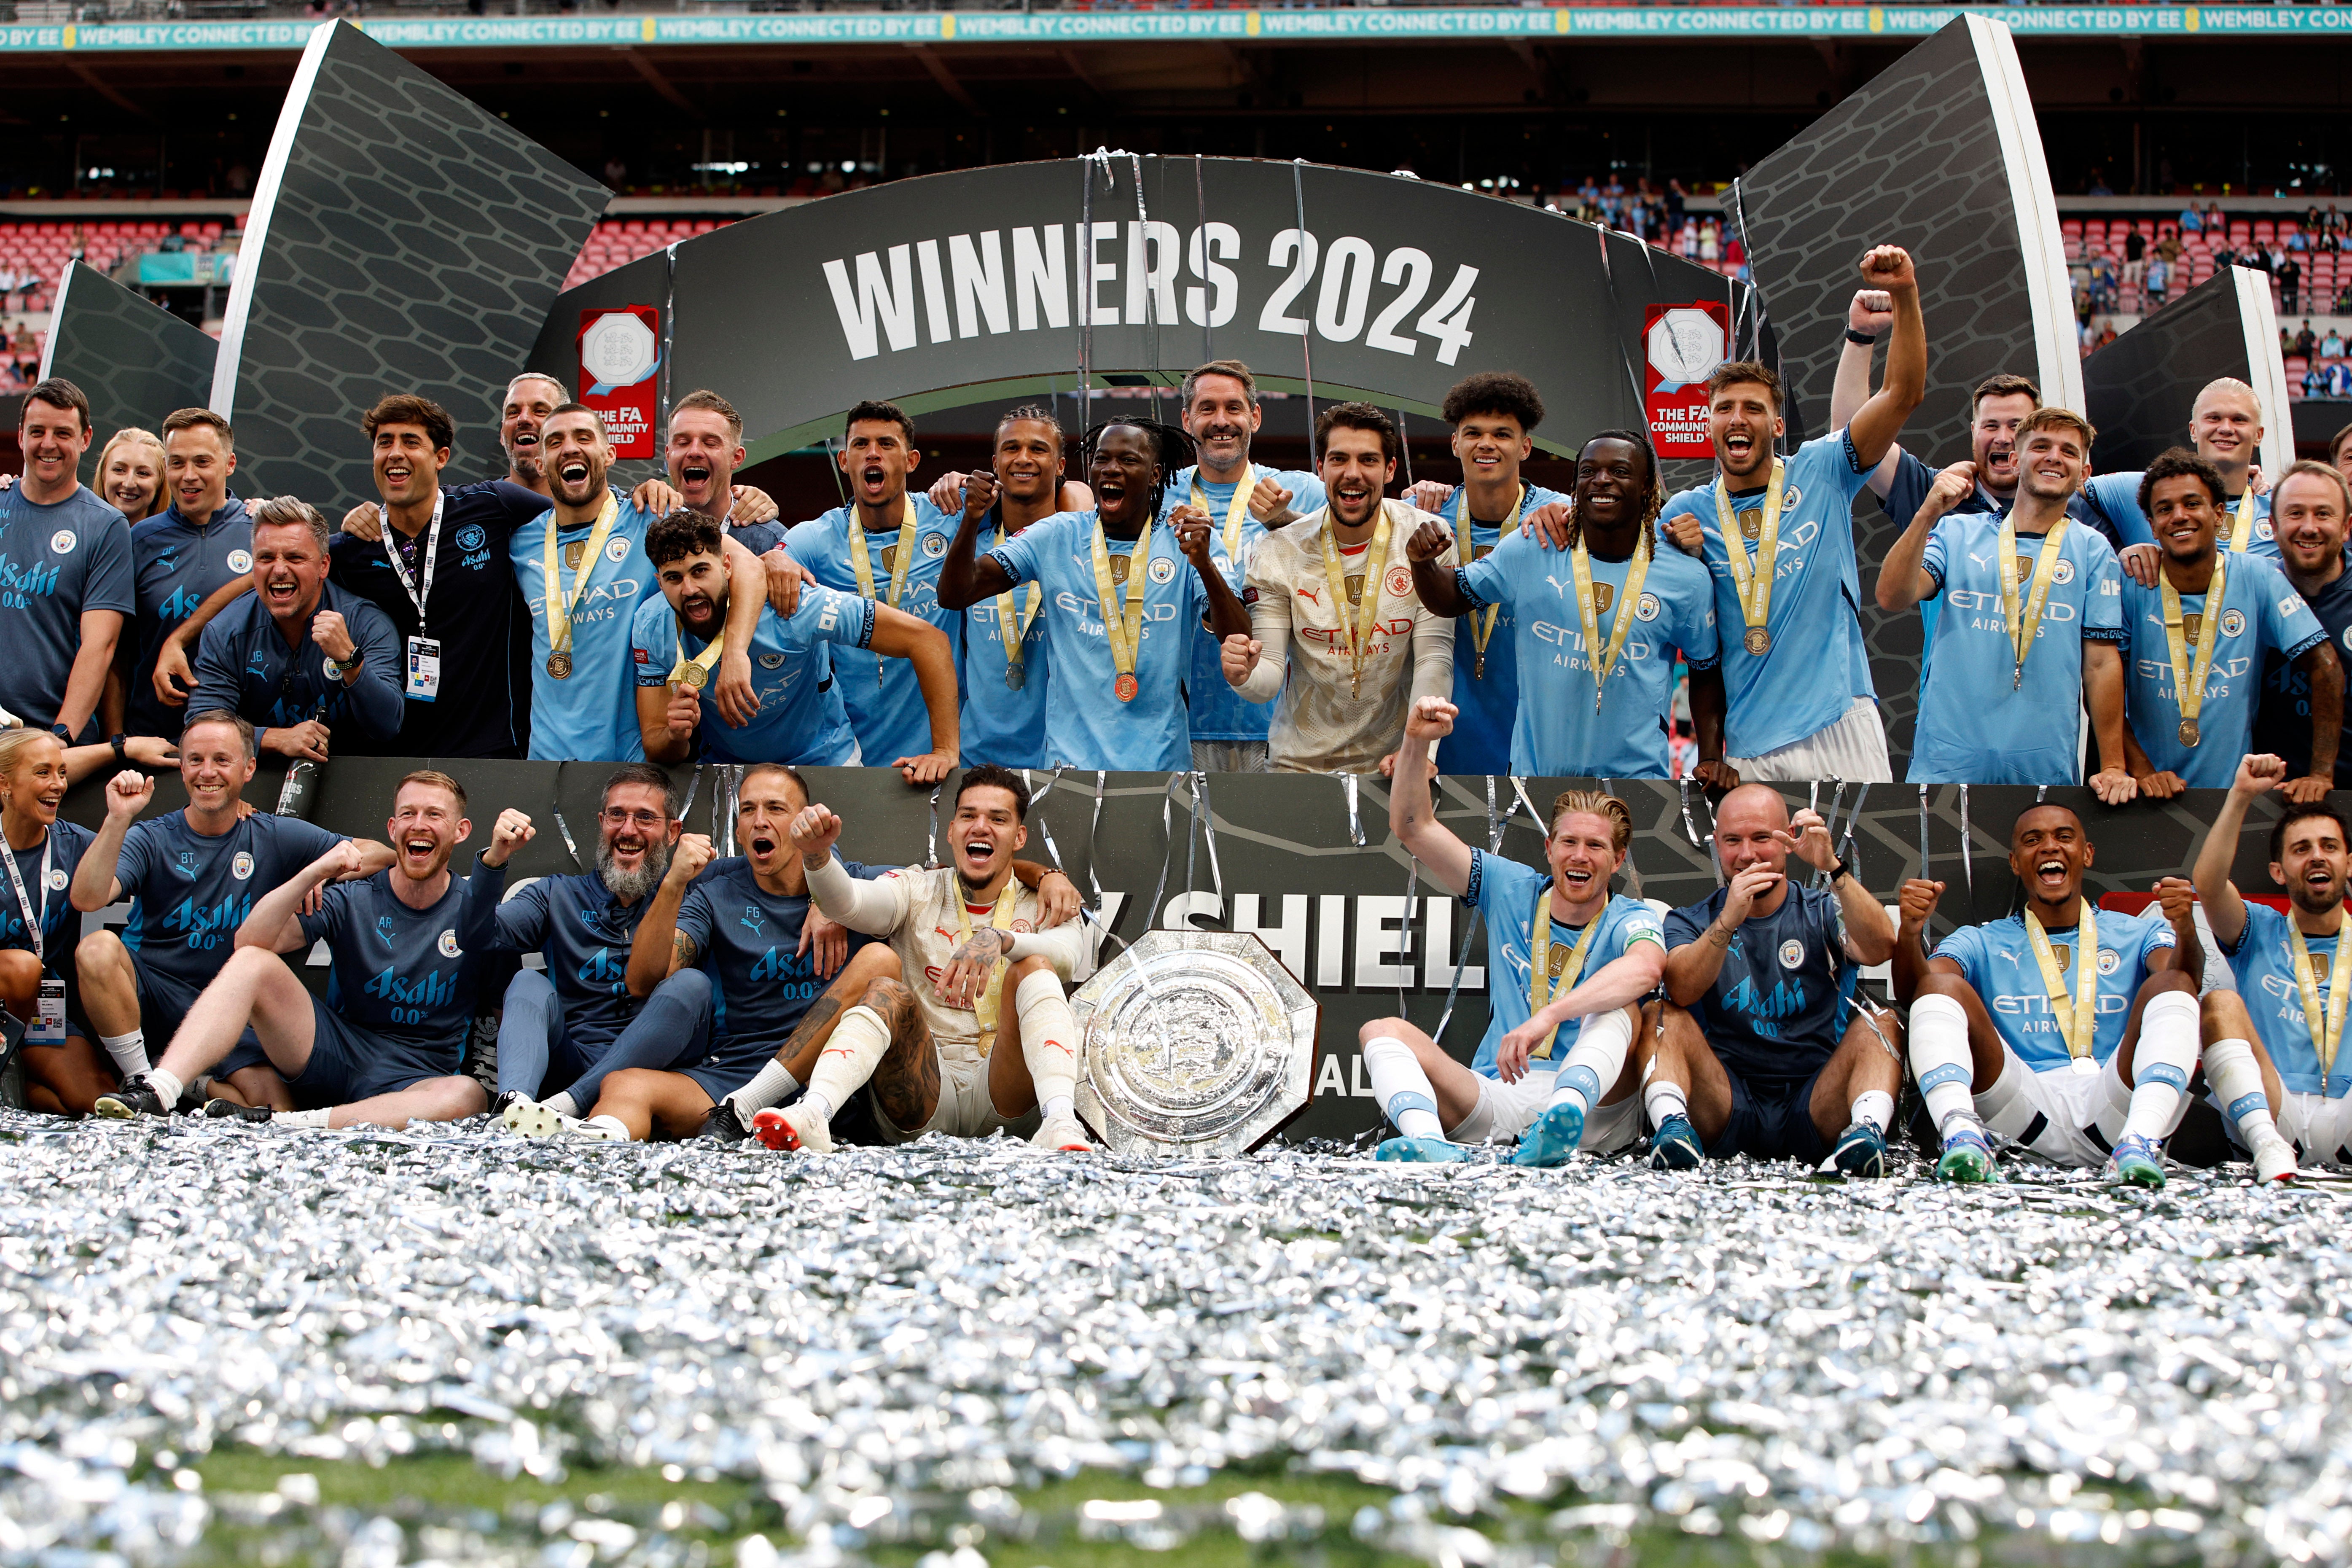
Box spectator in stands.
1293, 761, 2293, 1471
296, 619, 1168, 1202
2145, 254, 2169, 309
2180, 204, 2204, 232
2304, 366, 2328, 401
2282, 253, 2304, 314
1698, 219, 1720, 264
2157, 229, 2184, 269
2296, 321, 2321, 360
2087, 170, 2113, 196
94, 428, 165, 525
2331, 362, 2352, 401
2206, 203, 2226, 233
2123, 229, 2146, 295
2325, 327, 2346, 359
0, 379, 132, 743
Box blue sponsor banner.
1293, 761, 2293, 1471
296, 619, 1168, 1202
0, 5, 2344, 52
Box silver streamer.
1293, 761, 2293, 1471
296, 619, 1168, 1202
1918, 782, 1933, 881
1192, 771, 1224, 905
1959, 782, 1975, 896
923, 779, 942, 870
3, 1120, 2350, 1566
1484, 775, 1504, 853
549, 761, 585, 871
1834, 781, 1870, 885
677, 762, 702, 827
714, 765, 740, 859
1809, 777, 1846, 889
1341, 772, 1365, 848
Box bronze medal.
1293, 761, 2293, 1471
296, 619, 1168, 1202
2179, 718, 2201, 748
1006, 662, 1026, 691
681, 663, 709, 689
1115, 672, 1139, 703
546, 651, 573, 680
1474, 653, 1486, 680
1744, 626, 1772, 656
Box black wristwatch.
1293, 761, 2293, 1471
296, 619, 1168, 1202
48, 722, 70, 742
1825, 855, 1852, 883
1844, 328, 1880, 347
109, 734, 128, 764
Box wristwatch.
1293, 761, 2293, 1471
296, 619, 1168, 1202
47, 722, 70, 742
109, 734, 128, 764
1825, 855, 1852, 883
333, 651, 362, 676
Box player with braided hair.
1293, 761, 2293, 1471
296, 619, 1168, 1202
938, 419, 1251, 770
1409, 428, 1727, 779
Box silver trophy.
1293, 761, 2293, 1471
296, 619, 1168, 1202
1071, 929, 1320, 1157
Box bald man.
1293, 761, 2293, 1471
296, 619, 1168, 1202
1643, 784, 1903, 1175
2081, 377, 2278, 561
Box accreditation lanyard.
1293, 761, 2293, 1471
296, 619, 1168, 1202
1192, 465, 1256, 563
2287, 917, 2352, 1079
1570, 530, 1652, 710
2, 831, 52, 965
848, 494, 919, 609
1525, 887, 1602, 1061
954, 882, 1021, 1045
1317, 503, 1396, 702
542, 491, 621, 672
2158, 557, 2226, 748
2024, 900, 2101, 1068
2227, 492, 2258, 554
1450, 483, 1523, 678
1997, 516, 2069, 691
993, 516, 1044, 683
378, 489, 445, 631
1089, 514, 1156, 702
1714, 459, 1786, 656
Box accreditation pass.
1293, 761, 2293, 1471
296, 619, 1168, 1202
406, 636, 441, 702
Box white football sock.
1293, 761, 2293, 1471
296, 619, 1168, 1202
1014, 970, 1080, 1113
579, 1114, 631, 1141
2122, 990, 2200, 1141
99, 1030, 148, 1079
804, 1005, 891, 1129
728, 1059, 803, 1114
1848, 1089, 1894, 1134
1362, 1034, 1444, 1141
1907, 992, 1978, 1137
1548, 1007, 1634, 1114
1643, 1075, 1688, 1130
543, 1091, 580, 1119
1042, 1094, 1075, 1122
2201, 1035, 2285, 1150
278, 1108, 329, 1128
145, 1066, 185, 1108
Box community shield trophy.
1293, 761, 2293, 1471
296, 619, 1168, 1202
1071, 930, 1320, 1157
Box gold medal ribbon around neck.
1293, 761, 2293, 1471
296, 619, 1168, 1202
1997, 517, 2070, 691
1088, 512, 1154, 693
1192, 465, 1256, 563
953, 881, 1021, 1048
1452, 483, 1524, 675
848, 493, 919, 608
2024, 900, 2101, 1063
1525, 885, 1603, 1061
1715, 458, 1785, 655
669, 626, 726, 690
992, 524, 1043, 678
2158, 556, 2226, 748
2287, 918, 2352, 1079
2228, 491, 2258, 555
1570, 529, 1653, 710
1317, 502, 1397, 702
542, 489, 621, 671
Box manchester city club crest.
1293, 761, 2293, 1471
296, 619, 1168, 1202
455, 525, 487, 553
48, 529, 75, 555
922, 533, 946, 558
1636, 592, 1662, 621
1148, 556, 1177, 585
2097, 948, 2121, 975
323, 657, 341, 682
2052, 558, 2076, 585
437, 929, 462, 957
2220, 608, 2247, 637
231, 851, 254, 880
228, 549, 253, 573
605, 536, 630, 563
1778, 939, 1804, 969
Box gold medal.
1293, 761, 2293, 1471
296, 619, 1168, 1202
2179, 718, 2200, 747
992, 522, 1042, 696
1744, 627, 1771, 655
1474, 653, 1486, 680
681, 663, 709, 689
1716, 460, 1785, 660
1006, 664, 1025, 692
2025, 900, 2101, 1066
1317, 502, 1396, 706
546, 651, 572, 680
1524, 885, 1603, 1061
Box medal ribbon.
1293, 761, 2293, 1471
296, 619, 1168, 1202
377, 488, 444, 631
1450, 483, 1523, 668
1317, 502, 1397, 698
2158, 557, 2226, 740
541, 490, 621, 666
1570, 529, 1653, 710
2287, 917, 2352, 1079
1525, 885, 1603, 1061
1997, 516, 2069, 690
848, 493, 919, 608
2228, 491, 2258, 554
1088, 513, 1155, 686
1714, 458, 1785, 650
993, 522, 1044, 677
669, 626, 726, 689
1192, 465, 1256, 564
953, 880, 1022, 1044
2024, 899, 2100, 1062
2, 832, 51, 965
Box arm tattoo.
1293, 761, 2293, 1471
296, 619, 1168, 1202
671, 932, 698, 974
778, 995, 841, 1060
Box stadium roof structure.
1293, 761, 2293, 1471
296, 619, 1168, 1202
0, 5, 2343, 55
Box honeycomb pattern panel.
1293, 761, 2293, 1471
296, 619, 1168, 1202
223, 21, 609, 506
45, 261, 217, 439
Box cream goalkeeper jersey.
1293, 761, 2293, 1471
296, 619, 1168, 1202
808, 859, 1085, 1062
1234, 500, 1456, 774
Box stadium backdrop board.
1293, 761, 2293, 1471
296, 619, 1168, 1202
2084, 264, 2296, 479
48, 762, 2302, 1144
36, 261, 217, 440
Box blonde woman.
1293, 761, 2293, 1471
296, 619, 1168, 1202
94, 428, 166, 522
0, 727, 101, 1115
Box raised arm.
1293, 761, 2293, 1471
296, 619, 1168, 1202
935, 472, 1018, 611
237, 840, 362, 954
69, 769, 154, 911
1404, 515, 1472, 616
1889, 876, 1947, 1006
1387, 696, 1475, 898
2192, 754, 2288, 950
1406, 600, 1455, 711
790, 803, 914, 937
1174, 504, 1253, 641
1228, 564, 1293, 705
1844, 246, 1927, 469
1831, 289, 1903, 501
624, 831, 715, 998
1875, 465, 1969, 612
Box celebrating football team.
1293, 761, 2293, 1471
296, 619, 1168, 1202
4, 234, 2349, 1182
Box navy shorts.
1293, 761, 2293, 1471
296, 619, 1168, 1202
677, 1025, 756, 1106
135, 960, 269, 1079
291, 995, 459, 1105
1706, 1065, 1832, 1164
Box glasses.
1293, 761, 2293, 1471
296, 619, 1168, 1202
599, 809, 669, 828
